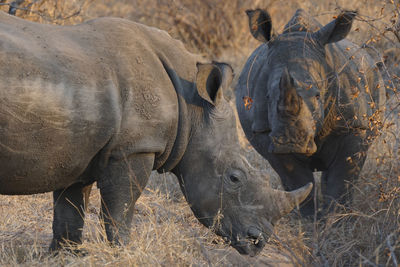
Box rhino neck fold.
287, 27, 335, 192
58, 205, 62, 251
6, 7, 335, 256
155, 63, 192, 173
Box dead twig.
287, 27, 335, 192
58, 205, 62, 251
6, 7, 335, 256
386, 233, 399, 266
8, 0, 25, 15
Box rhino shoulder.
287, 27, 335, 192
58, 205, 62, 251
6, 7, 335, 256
283, 9, 322, 34
237, 44, 268, 88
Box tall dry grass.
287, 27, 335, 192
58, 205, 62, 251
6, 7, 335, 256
0, 0, 399, 266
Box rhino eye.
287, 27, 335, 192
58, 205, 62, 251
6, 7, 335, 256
230, 174, 240, 183
224, 170, 246, 190
315, 93, 320, 100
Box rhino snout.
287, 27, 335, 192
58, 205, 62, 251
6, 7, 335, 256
305, 137, 317, 155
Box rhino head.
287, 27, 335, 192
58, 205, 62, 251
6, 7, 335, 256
246, 9, 357, 155
171, 62, 312, 256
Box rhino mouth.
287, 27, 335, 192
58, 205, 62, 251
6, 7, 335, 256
229, 227, 268, 257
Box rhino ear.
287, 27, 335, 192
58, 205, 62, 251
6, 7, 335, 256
212, 61, 234, 92
312, 11, 357, 46
196, 62, 232, 106
246, 9, 272, 42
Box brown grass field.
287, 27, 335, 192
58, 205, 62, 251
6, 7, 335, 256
0, 0, 399, 266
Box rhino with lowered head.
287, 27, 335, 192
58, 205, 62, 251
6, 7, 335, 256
236, 9, 385, 215
0, 12, 312, 256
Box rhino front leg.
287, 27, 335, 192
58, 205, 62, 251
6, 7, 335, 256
50, 182, 89, 250
321, 134, 368, 211
267, 154, 316, 216
97, 153, 154, 245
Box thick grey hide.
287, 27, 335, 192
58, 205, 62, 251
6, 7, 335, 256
0, 12, 312, 256
236, 9, 386, 215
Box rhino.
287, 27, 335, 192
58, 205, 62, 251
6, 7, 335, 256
236, 9, 385, 215
0, 12, 312, 256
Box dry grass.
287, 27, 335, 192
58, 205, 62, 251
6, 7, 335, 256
0, 0, 399, 266
0, 173, 295, 266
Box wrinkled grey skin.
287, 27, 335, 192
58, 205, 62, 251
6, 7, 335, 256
236, 9, 385, 215
0, 12, 312, 256
377, 47, 400, 97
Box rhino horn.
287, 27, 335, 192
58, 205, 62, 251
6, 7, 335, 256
279, 68, 301, 115
269, 183, 313, 222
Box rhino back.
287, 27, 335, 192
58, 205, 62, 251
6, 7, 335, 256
87, 17, 200, 168
324, 39, 385, 131
0, 13, 196, 194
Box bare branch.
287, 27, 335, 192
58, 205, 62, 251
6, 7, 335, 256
387, 233, 399, 266
8, 0, 25, 15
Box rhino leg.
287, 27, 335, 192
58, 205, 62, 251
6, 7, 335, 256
267, 154, 316, 216
97, 153, 154, 245
321, 134, 368, 211
50, 182, 88, 250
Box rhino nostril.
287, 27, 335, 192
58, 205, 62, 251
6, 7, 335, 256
247, 228, 266, 250
247, 227, 263, 240
251, 120, 271, 135
252, 129, 271, 135
252, 126, 271, 134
